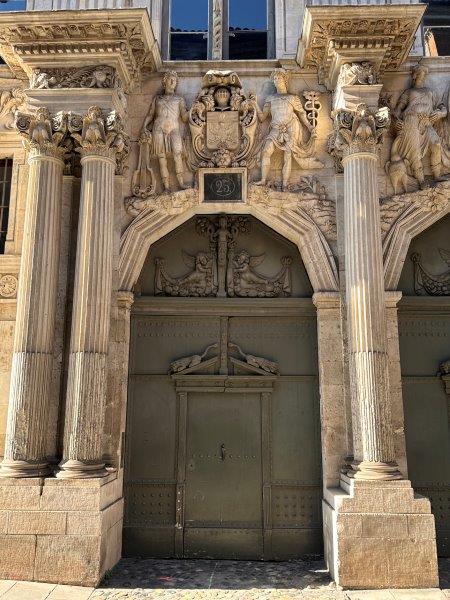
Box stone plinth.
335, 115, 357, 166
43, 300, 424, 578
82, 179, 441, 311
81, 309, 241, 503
0, 473, 122, 586
323, 477, 439, 589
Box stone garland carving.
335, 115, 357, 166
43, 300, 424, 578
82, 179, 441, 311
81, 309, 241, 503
70, 106, 130, 174
0, 274, 17, 298
138, 70, 189, 193
30, 66, 119, 90
336, 62, 378, 87
15, 107, 71, 159
188, 70, 258, 169
155, 216, 292, 298
387, 65, 450, 193
328, 103, 390, 171
411, 248, 450, 296
254, 68, 323, 191
0, 88, 26, 131
379, 180, 450, 237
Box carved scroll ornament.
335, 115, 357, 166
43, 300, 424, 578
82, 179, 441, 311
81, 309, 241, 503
15, 107, 70, 160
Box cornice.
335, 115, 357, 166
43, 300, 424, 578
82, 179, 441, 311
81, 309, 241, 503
0, 9, 162, 91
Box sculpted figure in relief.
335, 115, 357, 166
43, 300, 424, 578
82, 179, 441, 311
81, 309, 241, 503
389, 65, 449, 192
141, 70, 189, 192
254, 68, 323, 191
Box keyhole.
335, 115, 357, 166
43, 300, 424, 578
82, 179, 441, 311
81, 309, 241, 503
220, 444, 226, 461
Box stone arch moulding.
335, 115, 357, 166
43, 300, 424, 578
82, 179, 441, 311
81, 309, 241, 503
118, 191, 339, 293
383, 183, 450, 290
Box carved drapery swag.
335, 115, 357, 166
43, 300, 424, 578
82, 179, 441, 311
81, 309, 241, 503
155, 216, 292, 298
328, 103, 390, 170
15, 107, 71, 160
411, 248, 450, 296
70, 106, 130, 174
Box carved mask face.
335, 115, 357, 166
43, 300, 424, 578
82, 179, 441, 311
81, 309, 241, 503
273, 73, 288, 94
165, 75, 177, 93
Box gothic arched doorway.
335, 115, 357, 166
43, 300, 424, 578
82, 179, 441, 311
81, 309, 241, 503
123, 215, 323, 560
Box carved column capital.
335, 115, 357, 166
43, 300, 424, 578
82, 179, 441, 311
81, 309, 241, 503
15, 107, 69, 162
328, 104, 390, 171
71, 106, 130, 174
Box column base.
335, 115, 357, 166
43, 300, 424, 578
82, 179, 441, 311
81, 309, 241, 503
56, 459, 109, 479
348, 460, 403, 481
0, 459, 51, 478
323, 476, 439, 589
0, 473, 123, 585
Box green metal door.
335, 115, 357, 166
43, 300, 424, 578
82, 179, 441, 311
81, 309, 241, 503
184, 392, 263, 559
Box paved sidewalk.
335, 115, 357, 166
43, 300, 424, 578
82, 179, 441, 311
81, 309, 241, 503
0, 558, 448, 599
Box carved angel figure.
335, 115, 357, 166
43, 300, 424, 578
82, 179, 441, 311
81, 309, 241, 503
254, 68, 323, 191
141, 71, 189, 192
155, 251, 217, 297
390, 65, 449, 190
228, 250, 292, 297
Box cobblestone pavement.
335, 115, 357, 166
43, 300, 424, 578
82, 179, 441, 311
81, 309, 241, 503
0, 558, 448, 599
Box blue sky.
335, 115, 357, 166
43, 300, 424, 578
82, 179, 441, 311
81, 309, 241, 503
171, 0, 267, 30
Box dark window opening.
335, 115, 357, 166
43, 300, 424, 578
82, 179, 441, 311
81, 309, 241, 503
228, 0, 268, 59
424, 0, 450, 56
0, 158, 12, 254
170, 0, 208, 60
0, 0, 27, 11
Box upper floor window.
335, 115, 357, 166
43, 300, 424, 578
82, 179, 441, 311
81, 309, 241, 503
0, 0, 26, 11
170, 0, 208, 60
0, 158, 12, 254
166, 0, 273, 60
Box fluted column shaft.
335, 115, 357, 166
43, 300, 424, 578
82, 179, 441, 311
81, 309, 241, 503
58, 152, 115, 478
343, 150, 401, 480
1, 149, 64, 477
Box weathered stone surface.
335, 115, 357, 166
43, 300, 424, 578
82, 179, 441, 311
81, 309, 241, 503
7, 510, 66, 534
0, 535, 36, 581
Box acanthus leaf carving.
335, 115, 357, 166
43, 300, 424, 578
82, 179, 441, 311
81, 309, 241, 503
125, 187, 199, 218
328, 103, 390, 171
15, 107, 70, 160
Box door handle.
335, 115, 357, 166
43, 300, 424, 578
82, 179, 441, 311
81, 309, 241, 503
220, 443, 226, 461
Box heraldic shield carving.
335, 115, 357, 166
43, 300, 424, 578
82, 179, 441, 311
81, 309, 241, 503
188, 70, 258, 169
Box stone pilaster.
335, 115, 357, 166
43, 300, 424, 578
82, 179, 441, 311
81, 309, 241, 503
331, 103, 401, 481
58, 107, 127, 479
0, 109, 68, 477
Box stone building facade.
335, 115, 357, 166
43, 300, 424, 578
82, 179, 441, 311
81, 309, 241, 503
0, 0, 447, 591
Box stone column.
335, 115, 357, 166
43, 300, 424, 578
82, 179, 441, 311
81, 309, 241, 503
0, 109, 68, 478
58, 107, 126, 479
331, 104, 401, 481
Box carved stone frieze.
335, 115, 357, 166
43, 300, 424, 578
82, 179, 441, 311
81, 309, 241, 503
336, 62, 378, 87
125, 187, 199, 218
298, 5, 426, 88
328, 104, 390, 170
411, 249, 450, 296
188, 70, 258, 169
0, 274, 17, 298
154, 215, 292, 298
387, 65, 450, 193
15, 107, 70, 160
30, 66, 120, 90
380, 180, 450, 237
0, 88, 26, 131
254, 68, 323, 191
0, 11, 160, 89
70, 106, 130, 173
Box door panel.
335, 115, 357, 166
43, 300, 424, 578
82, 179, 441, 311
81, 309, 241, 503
185, 393, 262, 529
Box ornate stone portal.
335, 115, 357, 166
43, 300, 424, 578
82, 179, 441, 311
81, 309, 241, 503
155, 216, 292, 298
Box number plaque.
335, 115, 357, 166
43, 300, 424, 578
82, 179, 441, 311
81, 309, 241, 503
199, 167, 247, 203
